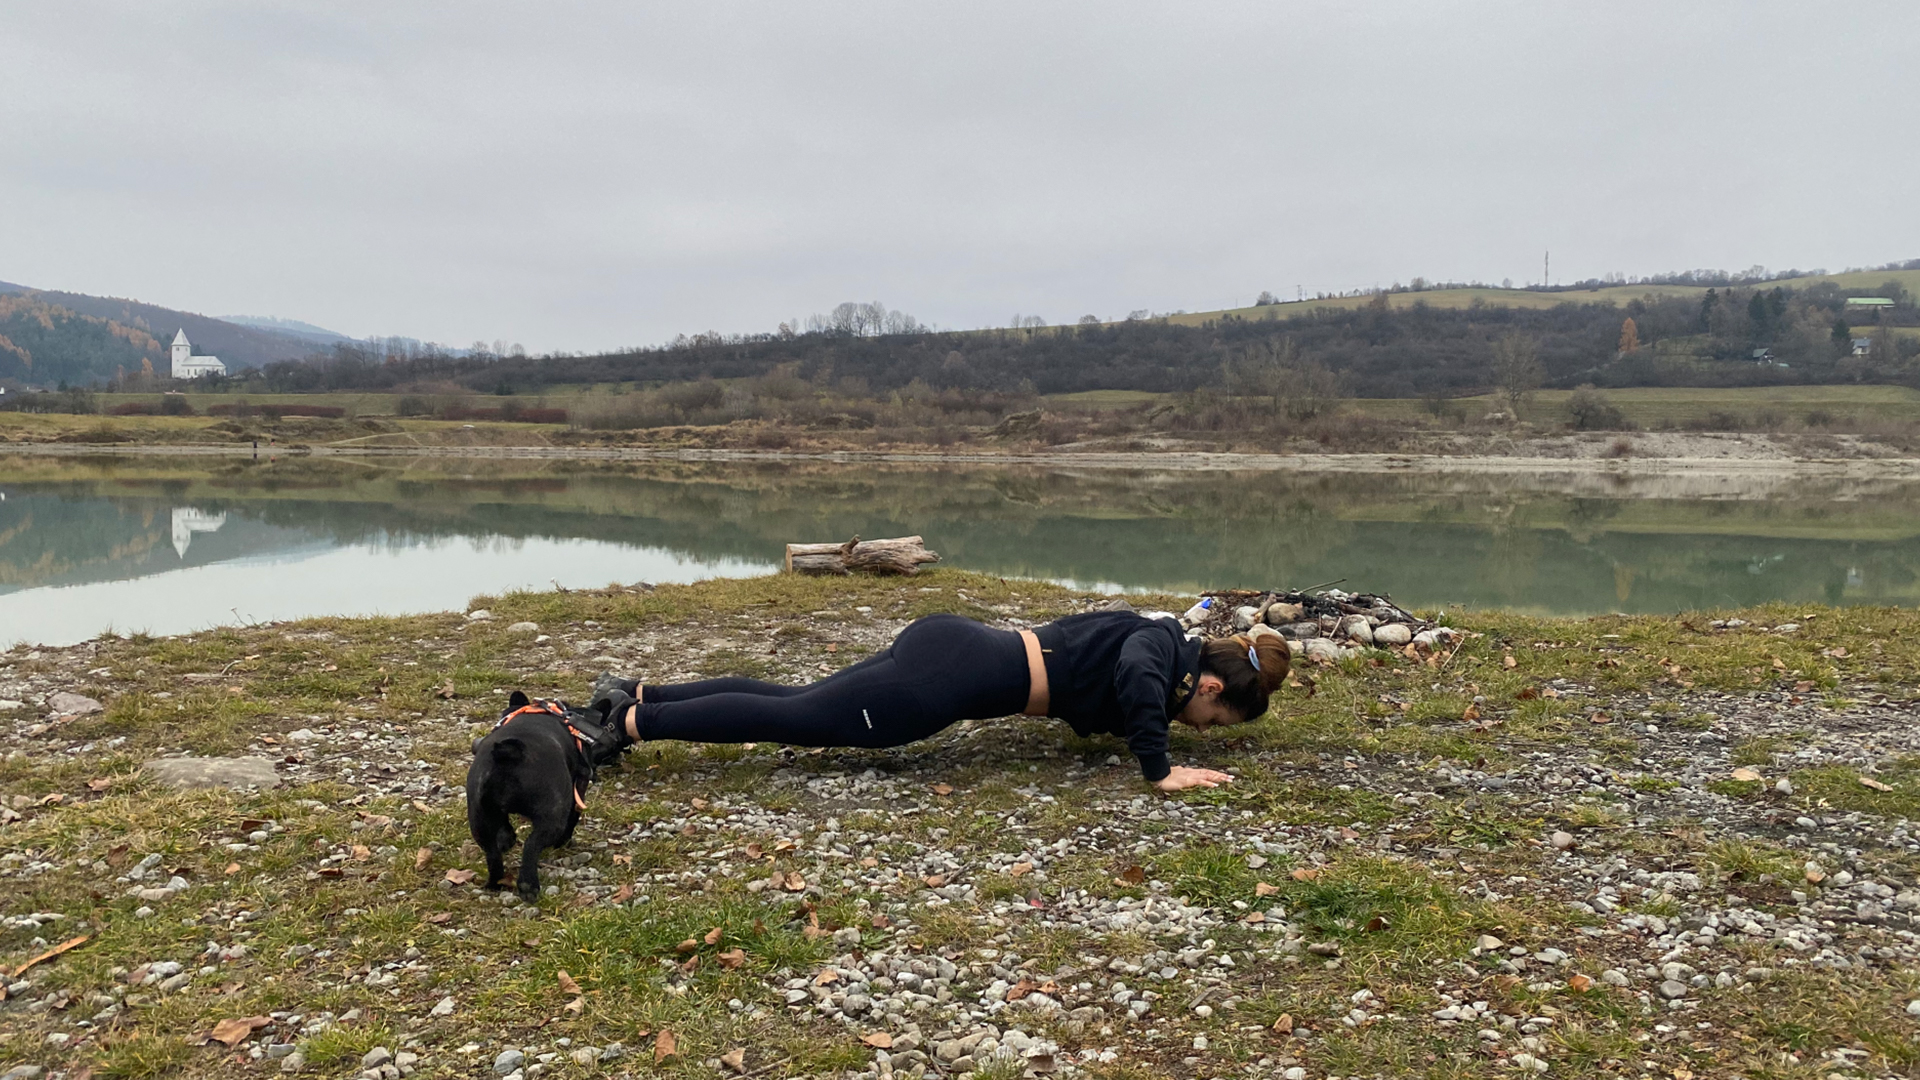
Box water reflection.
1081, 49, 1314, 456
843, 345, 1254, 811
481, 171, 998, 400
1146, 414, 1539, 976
3, 454, 1919, 646
171, 507, 227, 558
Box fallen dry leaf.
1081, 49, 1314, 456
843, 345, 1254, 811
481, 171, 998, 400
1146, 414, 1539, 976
557, 971, 582, 995
1861, 776, 1894, 792
208, 1015, 272, 1048
1805, 866, 1827, 884
922, 874, 947, 888
716, 948, 745, 969
690, 797, 710, 811
816, 968, 842, 985
1363, 914, 1391, 932
424, 913, 452, 925
679, 955, 698, 974
10, 934, 89, 978
1290, 867, 1321, 882
565, 995, 585, 1015
1568, 974, 1593, 992
1114, 865, 1146, 885
1272, 1012, 1294, 1035
704, 926, 724, 946
1008, 862, 1033, 878
612, 853, 632, 866
720, 1048, 746, 1072
861, 1032, 893, 1049
410, 799, 432, 812
1516, 686, 1540, 700
87, 777, 112, 791
1730, 767, 1764, 782
781, 871, 807, 892
444, 869, 475, 885
1254, 881, 1279, 897
414, 848, 432, 871
224, 862, 241, 875
1242, 911, 1265, 924
37, 793, 64, 805
931, 783, 955, 796
1461, 704, 1481, 722
653, 1030, 678, 1063
1502, 653, 1517, 669
349, 844, 371, 862
610, 883, 634, 904
675, 938, 700, 954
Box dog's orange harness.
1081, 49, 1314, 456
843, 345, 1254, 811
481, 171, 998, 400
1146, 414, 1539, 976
494, 699, 595, 810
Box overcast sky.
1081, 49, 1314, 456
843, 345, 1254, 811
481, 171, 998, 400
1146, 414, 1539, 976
3, 2, 1915, 352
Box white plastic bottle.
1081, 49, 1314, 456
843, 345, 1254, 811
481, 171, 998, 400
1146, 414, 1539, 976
1179, 597, 1213, 627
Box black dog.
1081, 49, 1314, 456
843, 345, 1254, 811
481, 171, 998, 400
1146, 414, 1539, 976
466, 691, 620, 900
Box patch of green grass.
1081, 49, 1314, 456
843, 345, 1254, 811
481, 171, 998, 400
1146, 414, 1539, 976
298, 1023, 398, 1071
92, 1033, 195, 1079
1156, 843, 1262, 907
1785, 760, 1920, 818
1276, 856, 1478, 961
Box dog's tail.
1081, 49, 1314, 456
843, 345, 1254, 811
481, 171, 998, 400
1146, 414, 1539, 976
491, 736, 526, 765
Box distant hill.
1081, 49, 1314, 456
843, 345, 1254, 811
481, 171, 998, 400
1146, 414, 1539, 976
0, 281, 345, 386
218, 315, 352, 346
24, 288, 324, 370
0, 293, 166, 386
1160, 267, 1920, 326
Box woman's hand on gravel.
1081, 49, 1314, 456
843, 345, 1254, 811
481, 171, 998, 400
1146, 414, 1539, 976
1154, 766, 1235, 792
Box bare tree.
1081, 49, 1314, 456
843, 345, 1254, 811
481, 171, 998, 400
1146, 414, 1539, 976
1491, 332, 1543, 411
1227, 336, 1342, 421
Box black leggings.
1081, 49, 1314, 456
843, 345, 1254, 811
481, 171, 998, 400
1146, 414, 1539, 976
620, 614, 1030, 749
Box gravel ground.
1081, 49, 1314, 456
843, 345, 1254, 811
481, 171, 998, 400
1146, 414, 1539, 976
4, 574, 1920, 1080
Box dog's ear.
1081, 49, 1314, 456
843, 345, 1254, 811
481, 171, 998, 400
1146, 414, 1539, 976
508, 690, 530, 710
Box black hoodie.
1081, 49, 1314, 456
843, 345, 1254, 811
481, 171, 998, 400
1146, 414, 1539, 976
1034, 610, 1204, 782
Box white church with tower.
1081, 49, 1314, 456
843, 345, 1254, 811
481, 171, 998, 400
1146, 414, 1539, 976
170, 329, 227, 379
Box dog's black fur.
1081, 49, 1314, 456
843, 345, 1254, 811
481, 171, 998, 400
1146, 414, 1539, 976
466, 691, 602, 901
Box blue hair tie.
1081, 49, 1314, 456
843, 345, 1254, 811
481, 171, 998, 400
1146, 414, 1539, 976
1246, 644, 1261, 671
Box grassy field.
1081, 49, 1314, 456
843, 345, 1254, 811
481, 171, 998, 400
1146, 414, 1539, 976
1048, 384, 1920, 428
1157, 269, 1920, 327
7, 570, 1920, 1078
4, 383, 1916, 453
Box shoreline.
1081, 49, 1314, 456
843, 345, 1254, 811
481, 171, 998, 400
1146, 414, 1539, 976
7, 439, 1920, 479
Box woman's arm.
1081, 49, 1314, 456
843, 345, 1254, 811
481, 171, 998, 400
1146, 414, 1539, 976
1113, 631, 1176, 782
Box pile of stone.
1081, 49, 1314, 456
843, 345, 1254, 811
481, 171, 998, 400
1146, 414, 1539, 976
1185, 587, 1460, 664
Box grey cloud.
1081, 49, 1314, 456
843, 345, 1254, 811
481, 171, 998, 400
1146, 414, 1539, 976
1, 1, 1913, 351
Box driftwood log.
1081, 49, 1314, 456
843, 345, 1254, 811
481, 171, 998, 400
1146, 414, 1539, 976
784, 535, 941, 576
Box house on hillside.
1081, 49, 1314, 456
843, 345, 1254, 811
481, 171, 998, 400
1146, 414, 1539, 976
1852, 337, 1874, 357
1845, 297, 1895, 310
1751, 348, 1788, 368
170, 329, 226, 379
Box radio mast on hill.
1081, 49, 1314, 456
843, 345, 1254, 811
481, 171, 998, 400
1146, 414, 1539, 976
1544, 251, 1550, 287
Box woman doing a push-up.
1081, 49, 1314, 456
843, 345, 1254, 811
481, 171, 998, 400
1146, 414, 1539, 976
588, 609, 1292, 791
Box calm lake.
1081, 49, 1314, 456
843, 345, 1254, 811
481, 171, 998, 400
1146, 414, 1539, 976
5, 453, 1919, 646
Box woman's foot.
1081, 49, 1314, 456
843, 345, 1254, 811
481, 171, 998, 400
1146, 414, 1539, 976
588, 689, 640, 761
590, 672, 638, 704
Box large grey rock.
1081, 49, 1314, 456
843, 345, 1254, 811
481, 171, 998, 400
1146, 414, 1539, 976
142, 757, 280, 791
1372, 623, 1413, 646
47, 692, 103, 717
493, 1049, 525, 1075
3, 1065, 47, 1080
